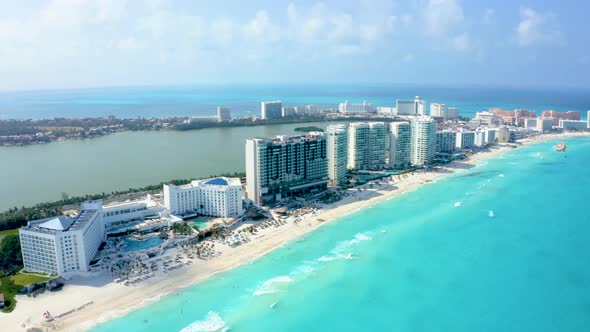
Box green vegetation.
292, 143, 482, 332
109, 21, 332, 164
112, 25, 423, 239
10, 272, 53, 287
0, 228, 18, 240
0, 276, 20, 313
171, 223, 194, 235
0, 171, 245, 232
294, 126, 324, 133
0, 235, 22, 277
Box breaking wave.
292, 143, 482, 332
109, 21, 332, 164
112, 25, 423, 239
252, 276, 293, 296
180, 311, 227, 332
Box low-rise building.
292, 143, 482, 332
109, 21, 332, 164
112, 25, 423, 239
164, 177, 243, 218
339, 101, 375, 114
559, 119, 587, 130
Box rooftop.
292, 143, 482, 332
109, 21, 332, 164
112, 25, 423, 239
205, 177, 228, 186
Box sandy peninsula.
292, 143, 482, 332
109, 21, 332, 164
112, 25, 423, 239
2, 132, 589, 332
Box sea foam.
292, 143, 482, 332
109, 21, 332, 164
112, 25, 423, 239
180, 311, 227, 332
252, 276, 293, 296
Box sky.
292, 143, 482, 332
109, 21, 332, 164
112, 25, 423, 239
0, 0, 589, 91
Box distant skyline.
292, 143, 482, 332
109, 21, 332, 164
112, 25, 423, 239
1, 0, 589, 91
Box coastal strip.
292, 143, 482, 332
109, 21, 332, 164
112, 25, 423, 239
4, 132, 587, 332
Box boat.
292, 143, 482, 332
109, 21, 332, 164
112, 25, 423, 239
488, 211, 495, 218
555, 142, 567, 152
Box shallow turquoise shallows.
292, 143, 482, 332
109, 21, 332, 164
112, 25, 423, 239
92, 137, 590, 332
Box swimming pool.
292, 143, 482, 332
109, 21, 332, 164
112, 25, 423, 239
123, 237, 163, 252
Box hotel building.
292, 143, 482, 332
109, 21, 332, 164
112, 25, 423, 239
497, 127, 511, 143
484, 128, 498, 144
389, 122, 412, 169
435, 130, 457, 153
536, 118, 554, 132
524, 118, 538, 130
326, 125, 348, 186
19, 201, 105, 275
217, 107, 231, 122
410, 117, 436, 166
164, 177, 243, 218
474, 129, 486, 147
456, 130, 476, 149
473, 111, 503, 127
281, 106, 296, 117
430, 103, 447, 118
261, 101, 283, 120
397, 96, 426, 115
559, 119, 588, 130
338, 101, 375, 114
541, 110, 581, 126
447, 107, 459, 119
347, 122, 387, 170
245, 134, 328, 205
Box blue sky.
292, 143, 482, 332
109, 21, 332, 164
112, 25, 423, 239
0, 0, 588, 91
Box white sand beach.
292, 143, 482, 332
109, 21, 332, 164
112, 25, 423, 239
2, 131, 589, 332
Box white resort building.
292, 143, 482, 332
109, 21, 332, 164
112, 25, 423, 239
164, 177, 243, 218
389, 122, 412, 169
326, 124, 348, 186
430, 103, 447, 118
338, 101, 375, 114
410, 117, 436, 166
245, 134, 328, 205
456, 130, 476, 149
396, 96, 426, 115
19, 201, 105, 275
347, 122, 387, 170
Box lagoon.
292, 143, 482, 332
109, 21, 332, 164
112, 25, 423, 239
0, 122, 335, 212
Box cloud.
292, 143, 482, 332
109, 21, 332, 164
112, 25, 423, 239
423, 0, 464, 35
516, 7, 562, 47
452, 32, 469, 50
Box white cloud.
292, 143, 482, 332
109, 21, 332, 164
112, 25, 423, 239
516, 7, 562, 47
452, 32, 469, 50
423, 0, 464, 35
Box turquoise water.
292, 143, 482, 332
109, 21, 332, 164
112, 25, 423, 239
1, 85, 589, 119
123, 237, 163, 252
91, 137, 588, 331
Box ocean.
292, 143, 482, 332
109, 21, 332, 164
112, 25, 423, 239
91, 137, 590, 332
1, 85, 589, 119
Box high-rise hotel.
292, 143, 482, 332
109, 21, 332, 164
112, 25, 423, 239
347, 122, 387, 170
245, 134, 328, 205
389, 122, 411, 169
19, 201, 105, 275
410, 117, 436, 166
326, 124, 348, 186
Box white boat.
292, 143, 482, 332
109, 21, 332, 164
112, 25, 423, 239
488, 211, 495, 218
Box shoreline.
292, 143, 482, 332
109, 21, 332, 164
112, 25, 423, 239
3, 132, 589, 332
